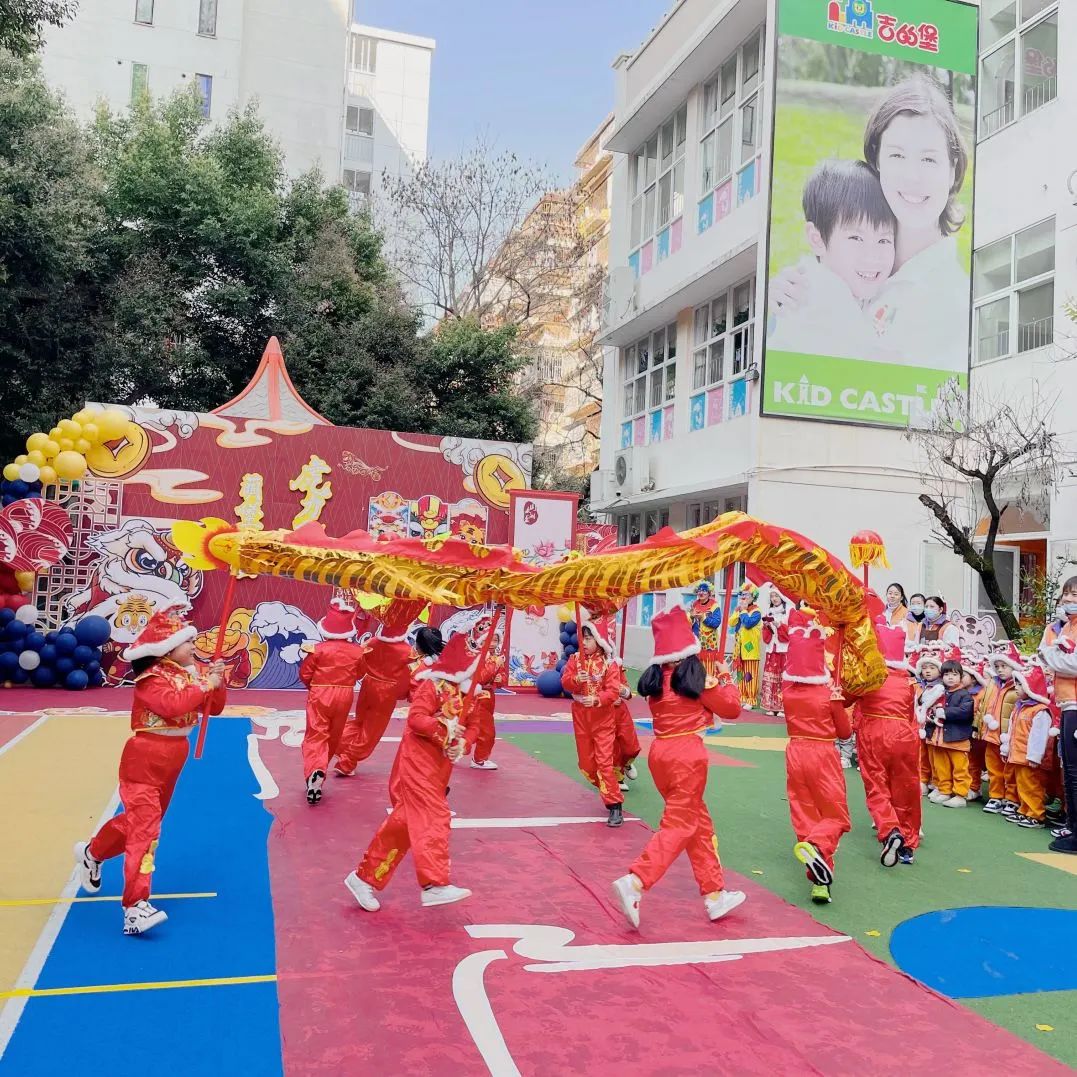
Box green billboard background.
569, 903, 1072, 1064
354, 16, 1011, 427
762, 0, 978, 427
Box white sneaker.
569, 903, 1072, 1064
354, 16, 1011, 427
705, 889, 746, 922
611, 873, 643, 929
928, 789, 946, 804
306, 770, 325, 804
966, 789, 981, 802
943, 795, 967, 808
122, 900, 167, 936
344, 871, 380, 912
625, 763, 638, 781
74, 841, 101, 893
421, 884, 472, 907
618, 780, 630, 792
470, 759, 498, 771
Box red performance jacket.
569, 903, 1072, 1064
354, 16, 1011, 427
852, 669, 916, 726
646, 668, 740, 738
783, 682, 852, 741
298, 639, 369, 688
130, 659, 227, 734
562, 653, 622, 707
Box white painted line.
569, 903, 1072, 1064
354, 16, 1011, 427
451, 949, 519, 1077
0, 716, 46, 760
0, 788, 122, 1059
450, 816, 639, 830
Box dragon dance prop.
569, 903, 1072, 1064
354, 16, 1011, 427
173, 512, 887, 696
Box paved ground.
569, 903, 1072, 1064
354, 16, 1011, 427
0, 690, 1073, 1074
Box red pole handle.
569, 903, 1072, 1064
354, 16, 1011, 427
194, 572, 237, 760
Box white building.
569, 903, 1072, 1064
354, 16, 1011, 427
593, 0, 1071, 666
40, 3, 433, 203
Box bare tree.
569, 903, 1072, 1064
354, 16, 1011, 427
378, 139, 577, 328
907, 384, 1073, 639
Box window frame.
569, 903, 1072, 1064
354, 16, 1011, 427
343, 168, 372, 198
628, 104, 687, 259
977, 2, 1058, 139
346, 105, 374, 137
350, 34, 378, 75
689, 277, 756, 403
620, 322, 678, 444
972, 216, 1055, 365
195, 73, 212, 118
197, 0, 217, 37
130, 62, 149, 104
134, 0, 154, 26
699, 28, 765, 207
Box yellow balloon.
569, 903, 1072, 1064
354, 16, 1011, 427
58, 438, 74, 451
42, 439, 60, 459
38, 465, 57, 485
96, 409, 129, 441
26, 432, 50, 453
2, 463, 19, 482
58, 418, 81, 437
53, 451, 87, 480
74, 438, 91, 453
14, 455, 27, 466
80, 422, 100, 444
48, 426, 63, 440
72, 408, 98, 425
26, 450, 46, 467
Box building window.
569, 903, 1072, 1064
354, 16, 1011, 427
343, 168, 372, 197
346, 105, 374, 137
130, 63, 148, 104
134, 0, 154, 25
616, 509, 668, 547
195, 73, 212, 118
620, 323, 678, 448
698, 28, 764, 232
973, 217, 1055, 363
978, 1, 1057, 138
345, 105, 375, 165
350, 34, 378, 74
628, 104, 686, 274
198, 0, 217, 35
688, 279, 755, 429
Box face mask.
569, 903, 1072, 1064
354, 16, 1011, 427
924, 610, 940, 622
1064, 603, 1077, 618
910, 605, 924, 616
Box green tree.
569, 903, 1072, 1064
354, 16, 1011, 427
0, 0, 76, 57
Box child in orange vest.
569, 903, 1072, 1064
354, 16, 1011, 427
75, 608, 227, 936
298, 598, 368, 804
979, 646, 1020, 816
1001, 663, 1059, 828
1039, 576, 1077, 853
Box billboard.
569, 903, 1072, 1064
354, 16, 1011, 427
762, 0, 978, 427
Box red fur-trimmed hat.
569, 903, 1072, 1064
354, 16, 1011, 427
874, 620, 910, 671
318, 597, 357, 640
650, 606, 700, 665
122, 606, 196, 662
580, 610, 616, 659
783, 609, 829, 685
414, 632, 480, 688
913, 643, 945, 677
988, 641, 1023, 676
1012, 662, 1052, 706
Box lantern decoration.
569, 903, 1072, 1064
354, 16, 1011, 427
849, 530, 890, 570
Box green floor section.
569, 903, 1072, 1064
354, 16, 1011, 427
505, 722, 1077, 1068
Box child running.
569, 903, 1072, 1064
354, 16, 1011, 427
611, 607, 744, 929
75, 608, 227, 936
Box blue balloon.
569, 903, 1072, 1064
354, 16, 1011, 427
555, 658, 567, 672
565, 622, 578, 637
30, 666, 55, 687
9, 480, 28, 497
73, 616, 111, 647
1, 496, 13, 507
84, 660, 101, 678
45, 630, 58, 643
0, 651, 18, 675
65, 669, 89, 691
24, 632, 46, 652
11, 668, 28, 685
559, 629, 571, 646
39, 644, 57, 664
54, 632, 78, 655
55, 657, 75, 676
73, 644, 96, 665
536, 669, 564, 698
0, 608, 13, 624
563, 643, 577, 657
90, 669, 105, 687
3, 620, 28, 640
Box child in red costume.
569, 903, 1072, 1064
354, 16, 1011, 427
613, 662, 640, 789
782, 609, 852, 905
562, 614, 625, 826
345, 633, 480, 911
611, 607, 744, 929
335, 599, 426, 777
299, 598, 368, 804
75, 609, 227, 936
470, 624, 505, 771
852, 621, 920, 867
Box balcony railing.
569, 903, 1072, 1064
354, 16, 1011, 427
976, 314, 1053, 363
1023, 76, 1057, 116
344, 133, 373, 164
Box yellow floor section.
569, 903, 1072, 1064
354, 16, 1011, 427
0, 715, 130, 994
1016, 852, 1077, 877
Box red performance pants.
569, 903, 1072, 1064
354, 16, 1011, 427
613, 703, 641, 775
337, 674, 400, 772
630, 734, 724, 895
786, 737, 850, 874
357, 735, 452, 891
473, 693, 496, 764
89, 732, 189, 906
856, 717, 921, 849
571, 701, 622, 807
301, 685, 353, 779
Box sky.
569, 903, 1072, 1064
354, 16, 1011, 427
355, 0, 672, 184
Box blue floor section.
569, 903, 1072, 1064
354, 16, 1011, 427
1, 719, 282, 1076
890, 906, 1077, 999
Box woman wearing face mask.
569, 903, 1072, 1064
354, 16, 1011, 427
1039, 576, 1077, 854
884, 583, 908, 629
904, 593, 927, 652
918, 596, 959, 647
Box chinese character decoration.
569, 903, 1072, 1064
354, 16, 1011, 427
289, 455, 333, 528
235, 473, 265, 531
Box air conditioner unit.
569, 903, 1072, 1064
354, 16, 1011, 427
613, 449, 634, 495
